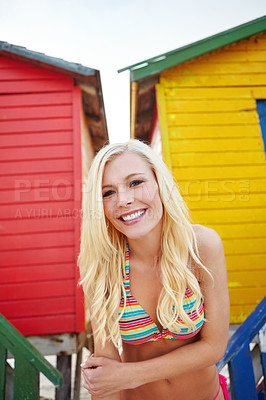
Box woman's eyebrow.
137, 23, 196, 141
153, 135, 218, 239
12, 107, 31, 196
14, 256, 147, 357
102, 173, 145, 190
125, 172, 145, 180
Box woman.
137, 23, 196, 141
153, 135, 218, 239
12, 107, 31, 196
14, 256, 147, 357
79, 140, 230, 400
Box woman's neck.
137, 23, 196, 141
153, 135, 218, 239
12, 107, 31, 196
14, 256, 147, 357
127, 223, 162, 267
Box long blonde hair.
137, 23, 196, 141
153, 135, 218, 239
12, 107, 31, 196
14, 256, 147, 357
78, 140, 209, 347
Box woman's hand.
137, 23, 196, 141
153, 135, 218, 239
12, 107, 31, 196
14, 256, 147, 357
81, 354, 135, 398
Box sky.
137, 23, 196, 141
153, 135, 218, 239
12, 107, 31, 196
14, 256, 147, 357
1, 0, 266, 143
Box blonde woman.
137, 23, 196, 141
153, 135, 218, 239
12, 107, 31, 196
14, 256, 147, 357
79, 140, 230, 400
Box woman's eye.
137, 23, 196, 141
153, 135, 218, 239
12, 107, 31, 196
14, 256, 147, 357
130, 180, 143, 187
103, 190, 115, 198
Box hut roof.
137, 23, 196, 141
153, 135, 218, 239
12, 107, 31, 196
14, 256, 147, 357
119, 15, 266, 82
0, 41, 108, 152
118, 15, 266, 141
0, 41, 96, 81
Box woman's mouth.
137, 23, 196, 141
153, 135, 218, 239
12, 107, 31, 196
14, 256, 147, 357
119, 209, 146, 222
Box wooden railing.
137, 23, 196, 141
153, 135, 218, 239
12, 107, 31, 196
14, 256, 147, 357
0, 313, 62, 400
217, 297, 266, 400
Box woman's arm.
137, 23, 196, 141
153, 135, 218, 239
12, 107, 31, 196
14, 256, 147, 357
83, 226, 230, 397
81, 301, 122, 400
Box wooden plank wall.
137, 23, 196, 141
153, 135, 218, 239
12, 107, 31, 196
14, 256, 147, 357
0, 56, 84, 335
156, 33, 266, 323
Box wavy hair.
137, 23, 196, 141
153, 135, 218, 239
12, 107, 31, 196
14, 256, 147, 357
78, 140, 209, 347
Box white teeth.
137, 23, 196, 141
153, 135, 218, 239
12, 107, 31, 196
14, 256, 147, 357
121, 210, 145, 221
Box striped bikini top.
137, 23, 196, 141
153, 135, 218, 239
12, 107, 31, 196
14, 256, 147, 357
119, 247, 204, 345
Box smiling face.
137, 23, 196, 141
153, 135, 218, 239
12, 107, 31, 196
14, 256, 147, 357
102, 152, 163, 240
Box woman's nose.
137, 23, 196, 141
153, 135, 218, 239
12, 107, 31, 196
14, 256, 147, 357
117, 187, 133, 207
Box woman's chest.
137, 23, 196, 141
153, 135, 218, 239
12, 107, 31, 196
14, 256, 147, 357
129, 264, 162, 326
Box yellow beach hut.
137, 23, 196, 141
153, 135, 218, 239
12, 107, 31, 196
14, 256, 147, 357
119, 16, 266, 324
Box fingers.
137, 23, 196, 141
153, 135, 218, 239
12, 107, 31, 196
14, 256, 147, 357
81, 362, 120, 398
81, 354, 103, 369
81, 369, 105, 398
80, 353, 93, 367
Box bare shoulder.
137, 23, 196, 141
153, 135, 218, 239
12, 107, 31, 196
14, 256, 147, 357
192, 224, 223, 247
192, 224, 224, 266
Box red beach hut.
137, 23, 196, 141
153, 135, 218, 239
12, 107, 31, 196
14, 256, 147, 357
0, 42, 108, 337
